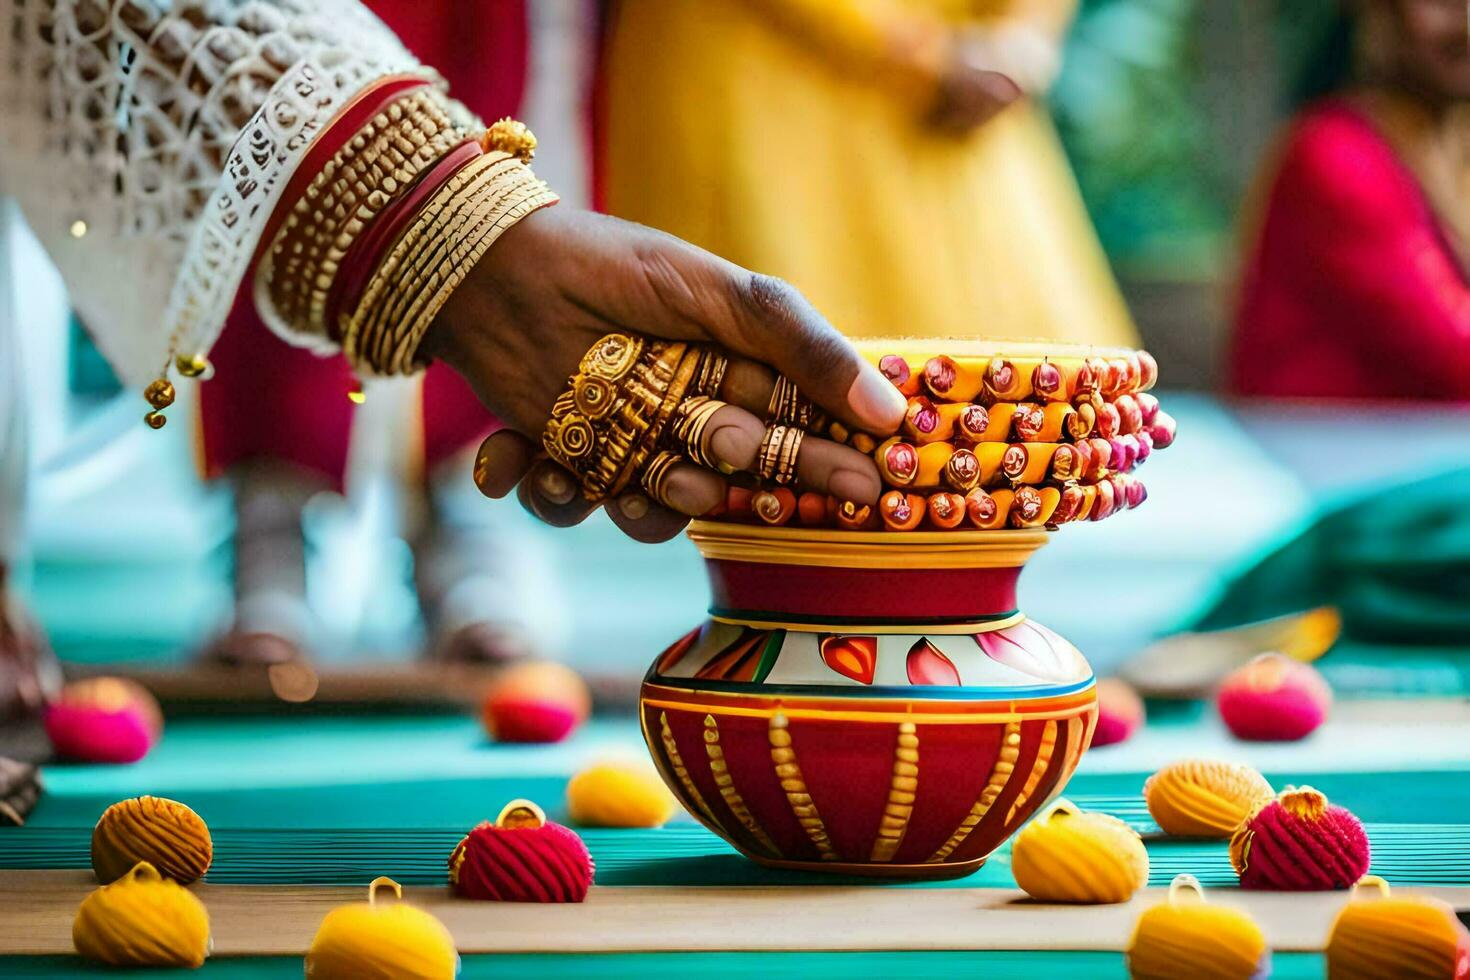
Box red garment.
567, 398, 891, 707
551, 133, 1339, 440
1230, 99, 1470, 400
201, 0, 527, 489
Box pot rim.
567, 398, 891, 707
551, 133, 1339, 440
852, 336, 1136, 362
686, 521, 1049, 569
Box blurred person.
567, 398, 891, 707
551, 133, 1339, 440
199, 0, 536, 666
601, 0, 1138, 345
0, 1, 901, 712
1231, 0, 1470, 399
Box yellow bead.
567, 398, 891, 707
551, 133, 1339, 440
1128, 874, 1267, 980
306, 877, 458, 980
92, 796, 212, 884
144, 411, 167, 430
566, 761, 678, 828
1326, 876, 1470, 980
144, 379, 175, 410
73, 862, 210, 968
1010, 800, 1148, 904
1144, 760, 1274, 839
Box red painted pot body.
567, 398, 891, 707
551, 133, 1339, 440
640, 525, 1098, 879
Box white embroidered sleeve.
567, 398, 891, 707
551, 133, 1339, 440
0, 0, 427, 389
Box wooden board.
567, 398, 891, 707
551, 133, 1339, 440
4, 872, 1467, 955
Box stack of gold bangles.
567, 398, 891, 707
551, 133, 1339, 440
541, 332, 827, 508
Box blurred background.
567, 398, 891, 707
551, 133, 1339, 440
5, 0, 1470, 698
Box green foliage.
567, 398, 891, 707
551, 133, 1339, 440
1050, 0, 1231, 269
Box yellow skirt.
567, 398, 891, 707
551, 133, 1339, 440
603, 1, 1137, 346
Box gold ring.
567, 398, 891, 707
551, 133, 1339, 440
670, 395, 726, 469
758, 424, 804, 485
543, 333, 701, 502
767, 375, 826, 431
692, 349, 729, 399
641, 451, 683, 510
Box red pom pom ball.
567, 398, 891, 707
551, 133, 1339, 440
481, 661, 590, 744
44, 678, 162, 764
1230, 786, 1369, 890
1217, 652, 1330, 741
449, 799, 594, 902
1091, 678, 1144, 747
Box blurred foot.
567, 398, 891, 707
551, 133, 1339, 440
198, 463, 320, 669
412, 478, 543, 667
0, 563, 62, 722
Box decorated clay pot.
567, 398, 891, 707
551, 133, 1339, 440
640, 524, 1097, 879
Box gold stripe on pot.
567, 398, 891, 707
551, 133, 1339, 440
870, 722, 919, 862
769, 713, 839, 861
704, 714, 781, 858
709, 611, 1025, 636
1037, 716, 1087, 814
1006, 719, 1060, 824
658, 711, 718, 827
686, 522, 1050, 570
927, 720, 1022, 863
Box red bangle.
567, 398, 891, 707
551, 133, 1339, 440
324, 138, 483, 341
249, 74, 429, 277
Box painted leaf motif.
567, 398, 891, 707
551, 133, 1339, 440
820, 635, 877, 685
696, 630, 766, 681
975, 621, 1079, 682
655, 627, 702, 675
906, 638, 960, 686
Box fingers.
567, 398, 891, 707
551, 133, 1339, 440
555, 212, 905, 436
516, 458, 598, 527
473, 430, 535, 499
702, 405, 881, 504
607, 493, 690, 543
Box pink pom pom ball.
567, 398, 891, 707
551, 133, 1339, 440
1230, 786, 1370, 890
1091, 678, 1145, 747
481, 661, 591, 744
44, 678, 162, 764
1217, 652, 1331, 742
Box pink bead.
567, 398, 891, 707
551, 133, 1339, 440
1091, 678, 1144, 747
1218, 653, 1331, 742
1232, 787, 1369, 890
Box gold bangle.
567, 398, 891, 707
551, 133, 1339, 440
341, 149, 558, 375
265, 89, 465, 337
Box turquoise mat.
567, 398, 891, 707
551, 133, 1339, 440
0, 950, 1318, 979
6, 821, 1467, 888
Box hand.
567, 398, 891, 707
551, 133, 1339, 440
422, 208, 908, 542
0, 564, 60, 723
928, 41, 1021, 134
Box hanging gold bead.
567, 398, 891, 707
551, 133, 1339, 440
482, 118, 537, 162
347, 380, 366, 405
144, 411, 167, 430
174, 355, 210, 379
144, 380, 176, 410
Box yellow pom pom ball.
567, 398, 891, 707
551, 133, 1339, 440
1128, 874, 1269, 980
1144, 759, 1274, 838
1010, 799, 1149, 904
305, 876, 458, 980
1326, 875, 1470, 980
93, 795, 212, 884
73, 861, 210, 968
567, 761, 678, 828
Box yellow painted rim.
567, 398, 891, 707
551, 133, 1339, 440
853, 336, 1135, 370
708, 611, 1026, 635
687, 522, 1050, 569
